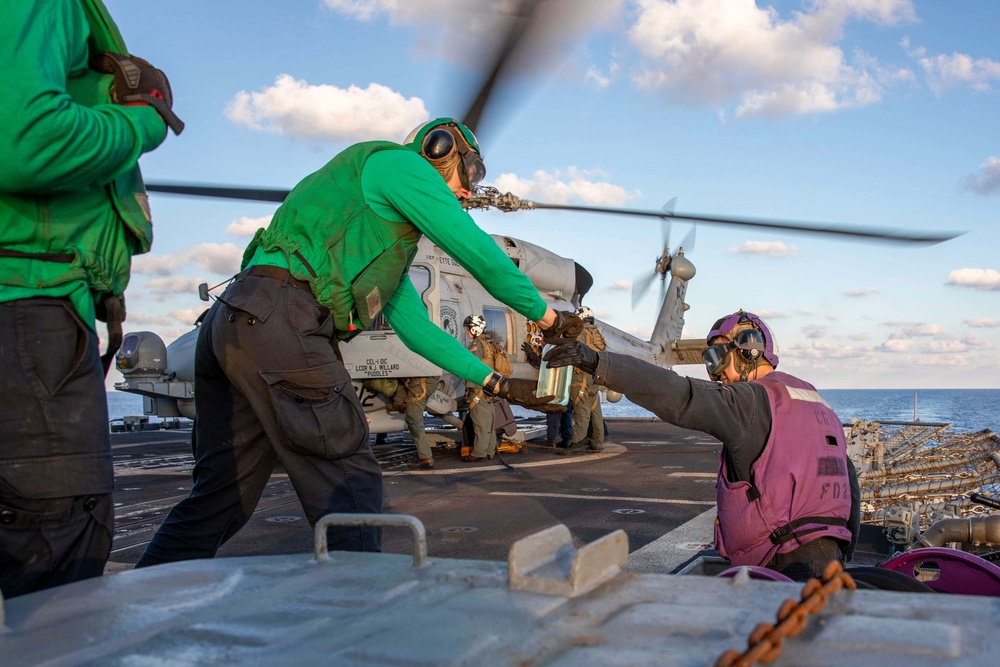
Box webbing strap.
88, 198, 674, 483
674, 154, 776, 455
0, 247, 74, 263
770, 516, 849, 545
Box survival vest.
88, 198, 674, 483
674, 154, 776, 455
0, 0, 152, 339
714, 372, 853, 567
242, 142, 421, 339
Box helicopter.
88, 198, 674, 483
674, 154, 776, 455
113, 0, 957, 435
113, 224, 701, 434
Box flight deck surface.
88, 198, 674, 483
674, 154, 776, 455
107, 417, 722, 573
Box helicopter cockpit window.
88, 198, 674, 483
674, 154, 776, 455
482, 307, 512, 354
363, 264, 433, 332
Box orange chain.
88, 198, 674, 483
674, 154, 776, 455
714, 560, 857, 667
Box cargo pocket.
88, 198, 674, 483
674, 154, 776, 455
259, 361, 368, 460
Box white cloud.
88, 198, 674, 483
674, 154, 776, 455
888, 324, 947, 338
321, 0, 400, 21
132, 243, 243, 277
189, 243, 244, 275
965, 318, 1000, 328
585, 65, 613, 88
226, 75, 428, 142
146, 276, 204, 296
125, 313, 173, 326
802, 324, 827, 339
170, 308, 207, 326
879, 338, 915, 353
726, 241, 799, 258
226, 215, 272, 237
627, 0, 916, 117
843, 287, 878, 297
917, 51, 1000, 94
962, 156, 1000, 195
606, 279, 632, 291
946, 268, 1000, 291
492, 167, 640, 206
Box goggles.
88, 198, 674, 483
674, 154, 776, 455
702, 328, 765, 377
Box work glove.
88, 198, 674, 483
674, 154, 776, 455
538, 310, 584, 345
487, 376, 565, 414
91, 52, 185, 135
521, 341, 542, 369
543, 341, 599, 375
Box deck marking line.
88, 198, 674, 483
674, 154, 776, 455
668, 472, 717, 478
487, 491, 714, 506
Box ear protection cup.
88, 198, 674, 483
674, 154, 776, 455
423, 128, 456, 159
734, 328, 765, 362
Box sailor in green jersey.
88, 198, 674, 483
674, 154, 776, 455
137, 118, 583, 565
0, 0, 179, 598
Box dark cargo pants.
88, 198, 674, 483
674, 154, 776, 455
137, 271, 382, 567
0, 298, 113, 598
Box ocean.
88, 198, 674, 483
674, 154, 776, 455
106, 387, 1000, 434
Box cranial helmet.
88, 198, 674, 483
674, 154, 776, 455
464, 314, 487, 337
575, 305, 595, 323
704, 310, 779, 378
404, 117, 485, 189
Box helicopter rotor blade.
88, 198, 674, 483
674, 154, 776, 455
526, 201, 960, 245
460, 0, 543, 135
631, 271, 657, 310
145, 183, 290, 203
679, 224, 696, 254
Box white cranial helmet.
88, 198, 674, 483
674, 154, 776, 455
464, 314, 486, 337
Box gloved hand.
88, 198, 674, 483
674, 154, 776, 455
493, 377, 566, 414
91, 52, 185, 135
538, 310, 584, 345
521, 341, 542, 369
543, 341, 599, 375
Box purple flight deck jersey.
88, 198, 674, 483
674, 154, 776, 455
714, 372, 853, 567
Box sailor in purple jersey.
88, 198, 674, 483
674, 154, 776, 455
544, 309, 860, 579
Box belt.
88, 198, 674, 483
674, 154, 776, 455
244, 265, 312, 292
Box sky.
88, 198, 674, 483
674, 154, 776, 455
105, 0, 1000, 390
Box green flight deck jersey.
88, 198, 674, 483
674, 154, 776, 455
0, 0, 167, 329
245, 143, 547, 385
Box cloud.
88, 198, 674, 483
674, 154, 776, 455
125, 313, 173, 326
626, 0, 917, 117
492, 167, 640, 206
132, 243, 243, 277
961, 156, 1000, 195
226, 215, 272, 237
965, 318, 1000, 328
606, 279, 632, 291
916, 51, 1000, 94
726, 241, 800, 258
843, 287, 878, 297
146, 276, 204, 297
226, 75, 428, 142
322, 0, 620, 92
169, 308, 207, 326
887, 324, 947, 338
802, 324, 827, 339
946, 268, 1000, 291
321, 0, 401, 21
